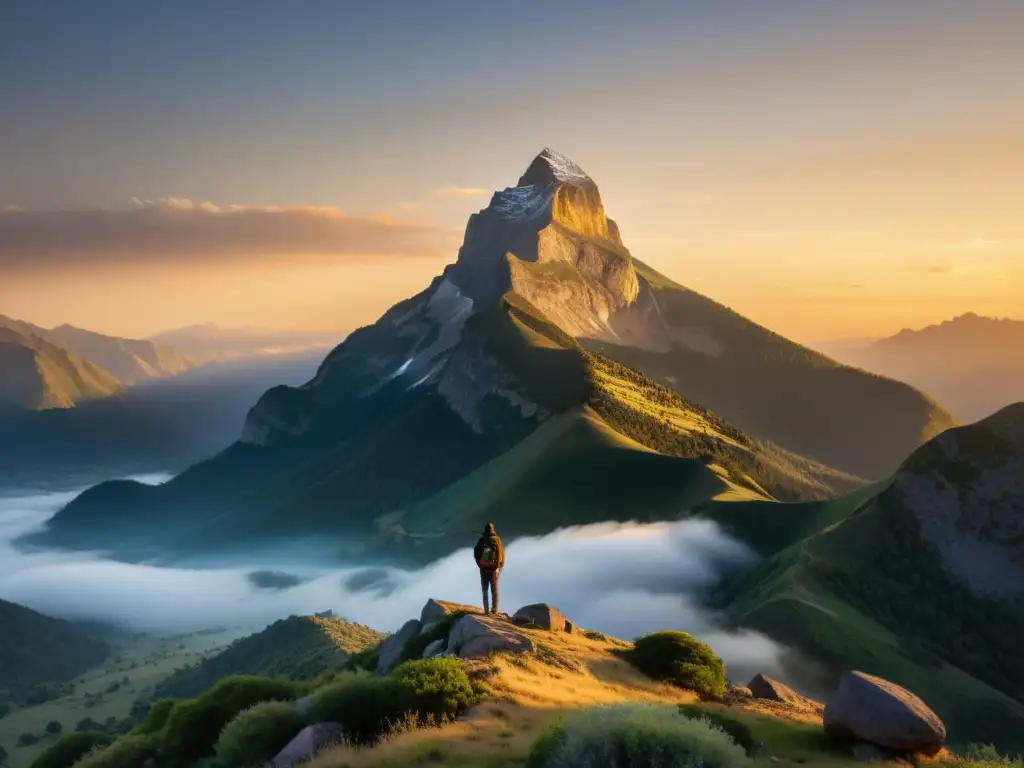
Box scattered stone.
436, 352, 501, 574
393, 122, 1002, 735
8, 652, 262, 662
422, 638, 446, 659
293, 695, 311, 718
420, 598, 479, 626
824, 671, 946, 756
374, 619, 422, 675
564, 620, 577, 634
513, 603, 566, 631
268, 722, 344, 768
727, 685, 753, 700
748, 674, 806, 706
448, 614, 535, 658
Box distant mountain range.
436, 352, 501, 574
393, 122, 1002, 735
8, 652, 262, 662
0, 314, 192, 410
32, 148, 952, 562
0, 316, 345, 414
815, 314, 1024, 422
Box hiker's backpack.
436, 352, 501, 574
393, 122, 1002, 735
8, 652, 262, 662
479, 542, 499, 568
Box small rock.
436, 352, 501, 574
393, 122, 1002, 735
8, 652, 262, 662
727, 685, 753, 700
513, 603, 566, 631
422, 638, 446, 659
824, 671, 946, 756
375, 619, 422, 675
448, 614, 534, 658
268, 722, 344, 768
564, 620, 577, 634
747, 673, 805, 706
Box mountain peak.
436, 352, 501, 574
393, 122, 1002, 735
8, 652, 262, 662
517, 148, 594, 189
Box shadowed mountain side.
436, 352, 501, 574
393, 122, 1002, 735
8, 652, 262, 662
0, 598, 111, 703
0, 352, 325, 489
584, 261, 956, 480
701, 404, 1024, 750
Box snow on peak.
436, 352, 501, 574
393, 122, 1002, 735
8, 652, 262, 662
518, 147, 593, 189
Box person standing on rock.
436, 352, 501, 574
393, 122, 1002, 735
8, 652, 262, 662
474, 522, 505, 614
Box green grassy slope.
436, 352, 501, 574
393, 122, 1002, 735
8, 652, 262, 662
0, 599, 111, 705
584, 260, 956, 480
702, 477, 1024, 750
153, 616, 385, 700
36, 290, 852, 563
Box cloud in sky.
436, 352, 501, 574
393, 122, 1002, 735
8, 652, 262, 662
435, 186, 491, 199
0, 199, 455, 273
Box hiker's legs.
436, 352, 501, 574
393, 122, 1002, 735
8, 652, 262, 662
489, 569, 499, 614
480, 569, 490, 613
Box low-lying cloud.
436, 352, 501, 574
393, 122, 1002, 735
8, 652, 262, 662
0, 481, 787, 683
0, 199, 455, 272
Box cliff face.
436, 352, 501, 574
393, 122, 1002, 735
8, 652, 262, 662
889, 403, 1024, 596
242, 148, 645, 446
448, 148, 640, 341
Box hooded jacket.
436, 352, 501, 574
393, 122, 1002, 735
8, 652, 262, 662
474, 524, 505, 570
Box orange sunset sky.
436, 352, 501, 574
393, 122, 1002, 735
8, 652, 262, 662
1, 1, 1021, 344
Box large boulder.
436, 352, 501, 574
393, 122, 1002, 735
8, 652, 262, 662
748, 674, 805, 706
420, 598, 480, 626
448, 614, 534, 658
375, 619, 422, 675
267, 722, 344, 768
513, 603, 566, 632
824, 671, 946, 755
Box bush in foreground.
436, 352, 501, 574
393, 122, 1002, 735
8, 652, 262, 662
214, 700, 305, 768
70, 734, 160, 768
391, 657, 477, 721
526, 703, 750, 768
678, 705, 760, 756
28, 732, 112, 768
160, 675, 299, 763
624, 631, 726, 699
308, 673, 412, 745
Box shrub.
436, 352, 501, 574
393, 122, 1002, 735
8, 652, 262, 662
28, 732, 112, 768
339, 645, 381, 673
391, 657, 478, 721
308, 673, 412, 745
131, 699, 175, 736
71, 734, 160, 768
526, 704, 750, 768
678, 705, 760, 756
160, 675, 299, 763
45, 721, 63, 735
624, 631, 726, 699
214, 700, 304, 768
18, 733, 39, 747
74, 719, 100, 733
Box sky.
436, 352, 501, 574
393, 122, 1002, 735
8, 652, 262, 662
1, 0, 1021, 342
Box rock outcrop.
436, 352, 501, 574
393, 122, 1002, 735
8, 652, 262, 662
420, 598, 480, 626
267, 722, 344, 768
448, 614, 535, 658
375, 619, 422, 675
824, 671, 946, 756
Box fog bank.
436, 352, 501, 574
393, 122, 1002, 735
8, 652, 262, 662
0, 481, 786, 681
